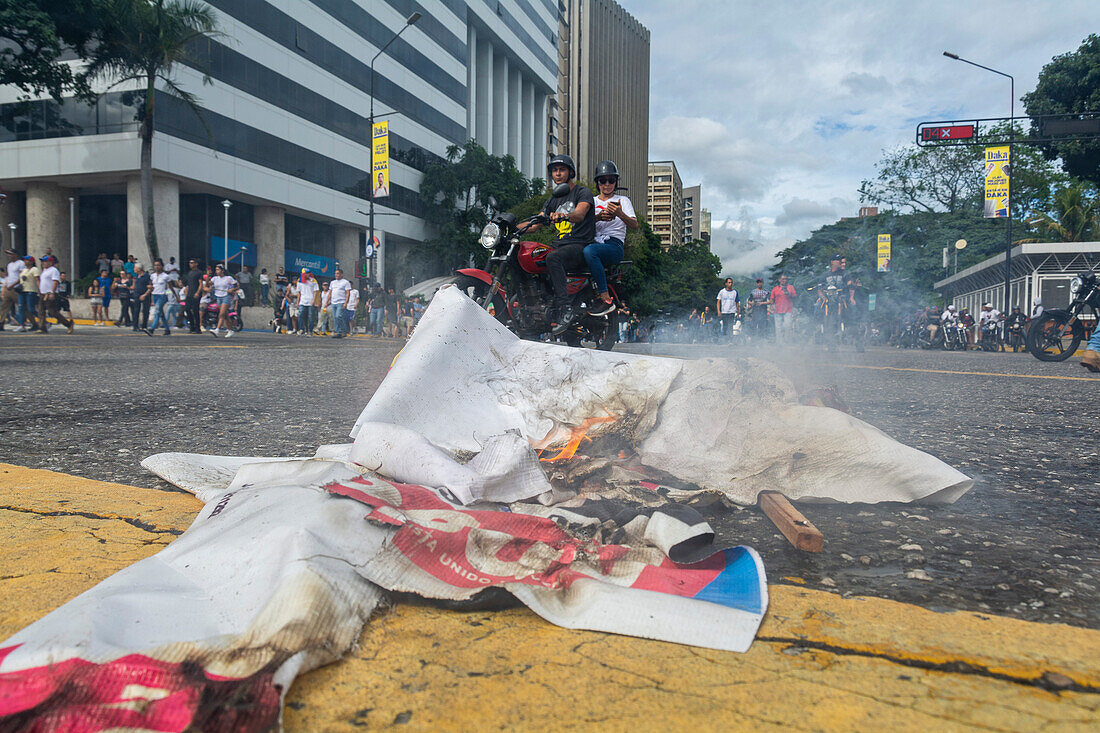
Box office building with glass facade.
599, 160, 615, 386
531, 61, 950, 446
0, 0, 556, 287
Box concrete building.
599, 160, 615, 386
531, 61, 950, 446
682, 185, 700, 243
0, 1, 557, 288
552, 0, 650, 212
646, 160, 682, 249
934, 242, 1100, 317
700, 207, 711, 244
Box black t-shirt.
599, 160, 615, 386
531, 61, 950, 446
186, 269, 202, 298
822, 269, 845, 291
132, 273, 151, 299
849, 285, 869, 312
114, 279, 131, 300
275, 272, 289, 286
542, 184, 596, 247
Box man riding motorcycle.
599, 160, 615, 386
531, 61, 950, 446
819, 254, 846, 349
525, 154, 595, 334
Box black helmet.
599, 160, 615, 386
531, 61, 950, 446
594, 160, 620, 181
547, 154, 576, 180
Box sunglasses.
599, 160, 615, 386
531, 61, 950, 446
596, 178, 617, 186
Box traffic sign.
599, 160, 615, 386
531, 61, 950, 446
920, 124, 975, 142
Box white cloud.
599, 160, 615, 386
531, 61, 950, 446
631, 0, 1100, 251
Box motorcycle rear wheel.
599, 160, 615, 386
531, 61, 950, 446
453, 275, 508, 324
595, 311, 619, 351
1026, 312, 1082, 362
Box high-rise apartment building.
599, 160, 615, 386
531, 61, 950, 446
682, 185, 700, 243
646, 161, 683, 249
0, 1, 557, 287
551, 0, 650, 213
700, 207, 712, 244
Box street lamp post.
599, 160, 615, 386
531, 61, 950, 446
69, 196, 75, 279
8, 223, 16, 254
954, 238, 967, 275
221, 199, 231, 270
368, 12, 420, 288
943, 51, 1015, 333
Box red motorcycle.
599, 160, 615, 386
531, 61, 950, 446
453, 186, 625, 350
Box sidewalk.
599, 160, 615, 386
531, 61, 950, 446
1, 464, 1097, 730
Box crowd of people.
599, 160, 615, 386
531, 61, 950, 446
1, 247, 75, 333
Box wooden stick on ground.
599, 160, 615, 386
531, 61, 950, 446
758, 491, 824, 553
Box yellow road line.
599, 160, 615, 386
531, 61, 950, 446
835, 363, 1099, 382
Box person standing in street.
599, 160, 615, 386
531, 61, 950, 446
144, 258, 174, 336
113, 270, 133, 327
328, 268, 352, 338
275, 266, 289, 300
259, 268, 270, 305
1, 248, 25, 330
95, 268, 113, 321
36, 255, 74, 334
237, 265, 253, 306
17, 256, 40, 332
130, 265, 151, 332
770, 274, 797, 344
296, 270, 318, 336
746, 278, 771, 340
206, 263, 238, 337
110, 253, 124, 273
344, 282, 360, 336
318, 281, 332, 335
165, 256, 180, 280
716, 278, 740, 339
184, 259, 202, 333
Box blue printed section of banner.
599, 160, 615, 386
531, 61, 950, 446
691, 547, 767, 614
210, 237, 257, 268
285, 250, 337, 277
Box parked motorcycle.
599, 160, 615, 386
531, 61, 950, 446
1027, 270, 1100, 361
454, 183, 623, 350
941, 320, 968, 351
918, 321, 942, 350
196, 301, 243, 332
1006, 320, 1025, 352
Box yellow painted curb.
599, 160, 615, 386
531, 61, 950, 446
2, 464, 1098, 731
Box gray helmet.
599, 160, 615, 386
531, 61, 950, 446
547, 154, 576, 180
594, 160, 620, 181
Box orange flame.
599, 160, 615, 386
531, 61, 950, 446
538, 416, 617, 463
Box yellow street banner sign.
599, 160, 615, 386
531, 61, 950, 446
984, 146, 1010, 218
372, 121, 390, 199
877, 234, 891, 272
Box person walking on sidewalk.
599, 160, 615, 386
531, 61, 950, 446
329, 268, 352, 338
144, 258, 174, 336
1, 248, 25, 330
36, 255, 74, 334
130, 265, 151, 332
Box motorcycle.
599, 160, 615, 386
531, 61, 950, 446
1006, 319, 1025, 352
454, 183, 623, 350
197, 301, 243, 332
941, 320, 968, 351
1027, 270, 1100, 361
978, 320, 1003, 352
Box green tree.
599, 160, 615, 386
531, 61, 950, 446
1023, 182, 1099, 242
418, 140, 542, 272
859, 123, 1069, 222
1023, 34, 1100, 186
0, 0, 105, 103
87, 0, 220, 261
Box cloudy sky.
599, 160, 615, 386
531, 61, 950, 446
628, 0, 1100, 276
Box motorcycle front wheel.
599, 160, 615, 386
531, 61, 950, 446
453, 275, 508, 324
1026, 312, 1082, 361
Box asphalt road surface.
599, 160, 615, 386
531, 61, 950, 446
1, 326, 1096, 628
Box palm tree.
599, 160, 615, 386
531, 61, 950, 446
1023, 183, 1099, 243
88, 0, 220, 260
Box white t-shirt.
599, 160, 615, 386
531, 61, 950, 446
165, 261, 180, 276
4, 260, 25, 288
593, 194, 636, 244
211, 275, 236, 298
297, 279, 317, 307
941, 310, 957, 323
39, 265, 61, 295
346, 287, 359, 311
150, 271, 172, 295
979, 309, 1001, 324
321, 289, 331, 308
717, 288, 739, 314
259, 273, 270, 285
329, 277, 352, 305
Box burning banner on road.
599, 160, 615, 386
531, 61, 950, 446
0, 286, 970, 730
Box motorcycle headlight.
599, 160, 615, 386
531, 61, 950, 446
479, 222, 501, 249
1070, 276, 1083, 295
